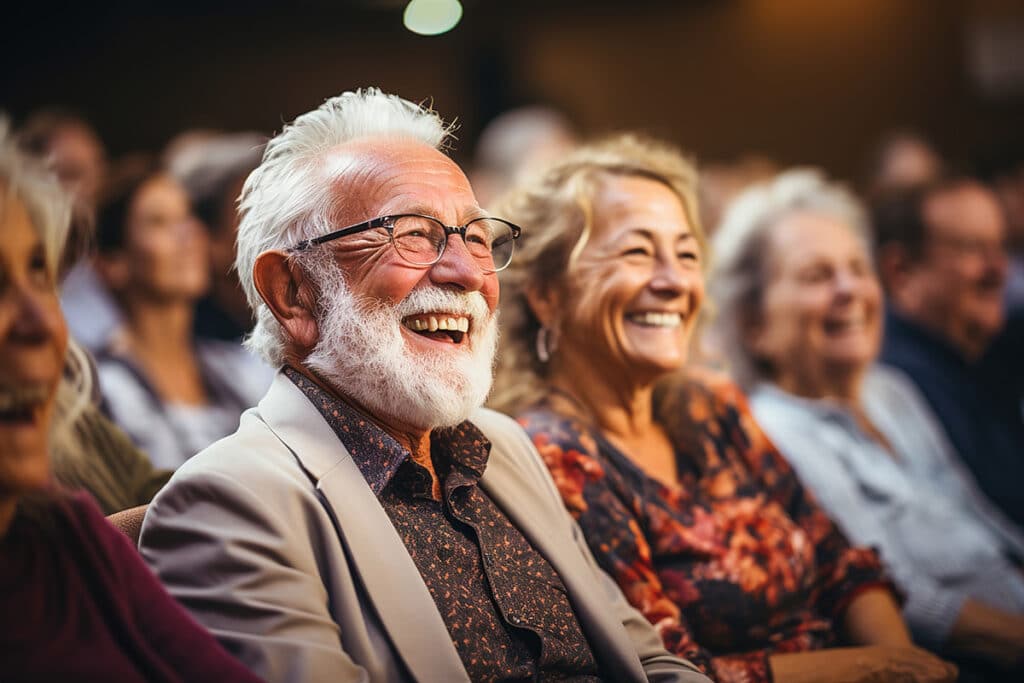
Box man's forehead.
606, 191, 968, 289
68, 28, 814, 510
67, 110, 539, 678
926, 183, 1005, 235
321, 136, 478, 218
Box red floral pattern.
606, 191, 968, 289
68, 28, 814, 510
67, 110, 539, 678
518, 370, 891, 683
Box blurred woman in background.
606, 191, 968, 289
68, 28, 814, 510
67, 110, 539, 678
0, 120, 262, 682
710, 169, 1024, 679
94, 167, 270, 469
491, 134, 955, 683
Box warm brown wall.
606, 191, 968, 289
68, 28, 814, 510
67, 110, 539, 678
4, 0, 1021, 183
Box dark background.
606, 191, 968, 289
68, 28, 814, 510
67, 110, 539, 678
5, 0, 1024, 184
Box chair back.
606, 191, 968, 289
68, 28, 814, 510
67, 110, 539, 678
106, 504, 149, 547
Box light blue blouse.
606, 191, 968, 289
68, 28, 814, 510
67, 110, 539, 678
750, 365, 1024, 648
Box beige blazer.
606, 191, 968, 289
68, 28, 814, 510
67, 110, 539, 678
140, 373, 708, 683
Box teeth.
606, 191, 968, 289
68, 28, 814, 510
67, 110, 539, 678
0, 384, 50, 412
629, 312, 682, 328
402, 315, 472, 334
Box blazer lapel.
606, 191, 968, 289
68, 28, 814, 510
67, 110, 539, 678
259, 375, 469, 683
479, 430, 647, 682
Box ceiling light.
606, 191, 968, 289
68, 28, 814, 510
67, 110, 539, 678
403, 0, 463, 36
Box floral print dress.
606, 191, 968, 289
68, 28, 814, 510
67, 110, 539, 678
517, 370, 892, 683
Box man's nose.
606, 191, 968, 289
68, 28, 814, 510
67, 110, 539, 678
428, 231, 486, 292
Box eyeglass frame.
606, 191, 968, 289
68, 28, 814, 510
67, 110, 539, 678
287, 213, 522, 272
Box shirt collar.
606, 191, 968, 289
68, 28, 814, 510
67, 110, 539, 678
284, 365, 491, 496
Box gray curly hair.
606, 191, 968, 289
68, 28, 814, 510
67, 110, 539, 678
489, 133, 704, 414
708, 168, 871, 389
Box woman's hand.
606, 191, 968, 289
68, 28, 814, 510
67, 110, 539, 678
948, 598, 1024, 670
770, 646, 957, 683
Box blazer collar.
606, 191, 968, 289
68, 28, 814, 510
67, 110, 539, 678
258, 372, 470, 683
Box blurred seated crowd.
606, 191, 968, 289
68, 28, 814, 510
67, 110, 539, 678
0, 89, 1022, 682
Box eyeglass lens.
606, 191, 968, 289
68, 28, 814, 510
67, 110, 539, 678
391, 216, 516, 271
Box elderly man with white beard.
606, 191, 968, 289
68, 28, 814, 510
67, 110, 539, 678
138, 89, 708, 683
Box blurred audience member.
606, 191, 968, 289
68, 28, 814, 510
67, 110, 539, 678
976, 143, 1024, 313
493, 135, 955, 683
872, 180, 1024, 529
0, 118, 262, 683
698, 154, 778, 236
93, 167, 270, 469
470, 105, 578, 208
166, 131, 265, 341
17, 109, 122, 351
711, 169, 1024, 678
867, 130, 944, 195
52, 393, 172, 515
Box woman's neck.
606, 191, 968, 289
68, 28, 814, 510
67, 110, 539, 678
546, 357, 658, 444
120, 300, 195, 359
547, 359, 679, 485
774, 363, 864, 410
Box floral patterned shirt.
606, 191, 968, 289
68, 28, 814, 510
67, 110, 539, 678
517, 369, 892, 683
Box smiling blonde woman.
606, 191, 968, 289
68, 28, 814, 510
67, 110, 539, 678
491, 135, 956, 683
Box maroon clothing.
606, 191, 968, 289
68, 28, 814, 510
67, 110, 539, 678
286, 367, 601, 682
518, 370, 894, 683
0, 491, 262, 683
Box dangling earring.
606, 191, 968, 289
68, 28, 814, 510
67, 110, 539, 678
536, 326, 558, 363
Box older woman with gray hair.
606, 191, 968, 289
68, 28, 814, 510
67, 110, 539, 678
0, 119, 262, 681
711, 168, 1024, 677
492, 135, 955, 683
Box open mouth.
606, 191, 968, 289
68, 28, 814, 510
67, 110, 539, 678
823, 313, 867, 335
626, 312, 683, 329
402, 314, 470, 344
0, 385, 49, 426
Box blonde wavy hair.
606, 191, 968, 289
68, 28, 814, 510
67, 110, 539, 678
489, 133, 705, 414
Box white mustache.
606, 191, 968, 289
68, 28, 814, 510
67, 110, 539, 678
393, 288, 490, 327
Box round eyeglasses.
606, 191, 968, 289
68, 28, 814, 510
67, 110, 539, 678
289, 213, 522, 273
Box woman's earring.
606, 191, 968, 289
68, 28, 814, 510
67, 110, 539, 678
536, 326, 558, 363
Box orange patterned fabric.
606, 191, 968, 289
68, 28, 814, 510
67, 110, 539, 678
518, 371, 892, 683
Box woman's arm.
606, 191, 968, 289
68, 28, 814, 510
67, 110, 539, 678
842, 587, 913, 646
946, 598, 1024, 669
770, 647, 956, 683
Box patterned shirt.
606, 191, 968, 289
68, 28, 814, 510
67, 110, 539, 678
517, 369, 892, 683
286, 367, 601, 682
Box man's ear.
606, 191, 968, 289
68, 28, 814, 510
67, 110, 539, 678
876, 243, 913, 297
253, 251, 321, 356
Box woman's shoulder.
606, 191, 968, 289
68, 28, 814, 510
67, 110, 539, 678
514, 403, 608, 516
516, 403, 602, 458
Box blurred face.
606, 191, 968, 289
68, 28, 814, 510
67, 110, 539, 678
123, 175, 209, 302
0, 191, 68, 507
557, 174, 704, 386
302, 138, 500, 429
907, 184, 1008, 359
48, 124, 106, 209
751, 212, 882, 396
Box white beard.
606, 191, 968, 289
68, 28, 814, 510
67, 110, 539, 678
305, 264, 498, 430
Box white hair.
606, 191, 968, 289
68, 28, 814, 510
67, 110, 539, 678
0, 116, 91, 452
708, 168, 870, 388
235, 88, 456, 366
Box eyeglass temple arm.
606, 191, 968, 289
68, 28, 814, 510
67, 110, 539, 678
289, 217, 393, 252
